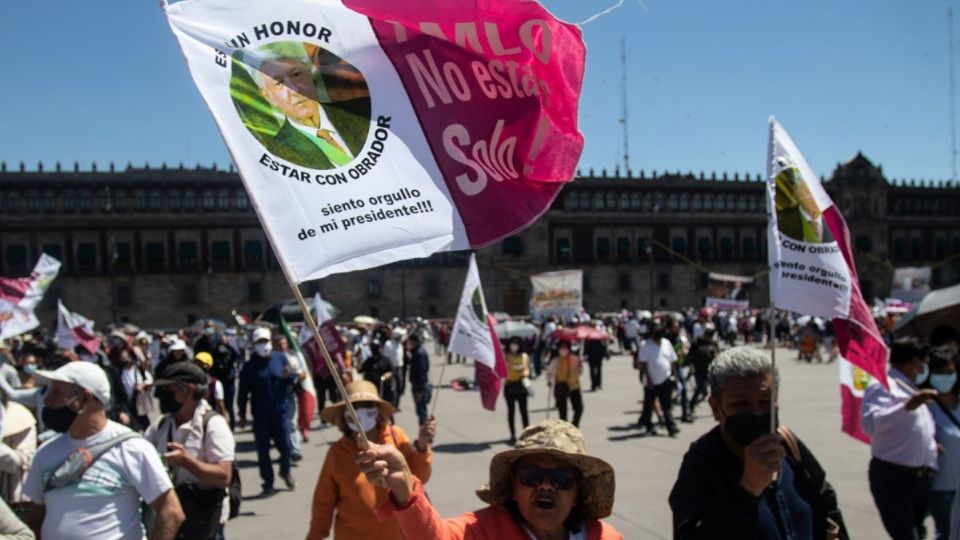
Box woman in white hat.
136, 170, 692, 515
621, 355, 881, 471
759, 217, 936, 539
307, 380, 436, 540
357, 419, 622, 540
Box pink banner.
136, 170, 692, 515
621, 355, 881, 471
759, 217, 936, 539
824, 207, 889, 389
345, 0, 585, 246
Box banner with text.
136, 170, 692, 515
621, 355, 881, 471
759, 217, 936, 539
767, 118, 888, 389
163, 0, 585, 282
890, 267, 931, 304
0, 254, 62, 340
529, 270, 583, 321
705, 272, 753, 312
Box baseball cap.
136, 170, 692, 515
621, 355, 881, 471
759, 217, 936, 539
194, 351, 214, 368
154, 362, 208, 387
33, 362, 112, 405
252, 327, 271, 343
169, 339, 187, 351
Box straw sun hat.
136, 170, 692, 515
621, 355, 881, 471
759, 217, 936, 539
319, 380, 394, 425
475, 419, 615, 520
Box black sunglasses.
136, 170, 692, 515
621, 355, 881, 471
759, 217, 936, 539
516, 464, 580, 490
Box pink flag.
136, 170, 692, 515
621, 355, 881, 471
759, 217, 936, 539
477, 313, 507, 411
163, 0, 585, 282
839, 357, 871, 443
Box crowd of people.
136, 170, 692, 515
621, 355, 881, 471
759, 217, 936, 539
0, 305, 955, 539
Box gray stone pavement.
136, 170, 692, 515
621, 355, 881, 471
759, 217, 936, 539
228, 346, 886, 539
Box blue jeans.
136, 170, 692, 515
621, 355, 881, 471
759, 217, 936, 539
930, 489, 954, 540
253, 411, 292, 490
413, 384, 432, 425
286, 393, 301, 456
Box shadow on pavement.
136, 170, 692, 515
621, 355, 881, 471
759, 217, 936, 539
432, 440, 504, 453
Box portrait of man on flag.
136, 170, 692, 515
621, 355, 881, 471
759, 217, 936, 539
231, 41, 371, 169
773, 160, 834, 244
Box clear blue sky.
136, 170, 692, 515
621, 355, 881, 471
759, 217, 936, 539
0, 0, 954, 182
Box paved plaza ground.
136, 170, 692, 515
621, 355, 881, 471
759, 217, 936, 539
229, 346, 886, 539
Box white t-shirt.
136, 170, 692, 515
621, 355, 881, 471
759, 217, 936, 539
24, 420, 173, 540
637, 338, 677, 386
145, 401, 235, 524
691, 322, 706, 341
623, 320, 640, 339
213, 379, 225, 402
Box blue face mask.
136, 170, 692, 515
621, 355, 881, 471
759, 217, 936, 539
915, 362, 930, 386
931, 373, 957, 393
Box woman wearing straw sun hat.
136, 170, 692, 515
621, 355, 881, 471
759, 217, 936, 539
357, 419, 623, 539
307, 380, 436, 540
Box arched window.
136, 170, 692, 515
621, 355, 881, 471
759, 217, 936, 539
217, 189, 230, 210
565, 192, 578, 211
619, 192, 630, 210
716, 194, 726, 212
169, 189, 181, 210
679, 193, 690, 211
202, 190, 215, 210
133, 190, 147, 210
703, 194, 714, 211
236, 191, 249, 210
184, 190, 197, 210
630, 193, 641, 210
667, 193, 679, 211
148, 190, 163, 210
578, 191, 591, 210
79, 190, 93, 210
726, 194, 736, 212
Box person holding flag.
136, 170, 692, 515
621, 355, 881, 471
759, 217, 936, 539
670, 346, 848, 538
861, 338, 937, 540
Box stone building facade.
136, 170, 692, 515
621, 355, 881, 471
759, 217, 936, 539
0, 154, 958, 328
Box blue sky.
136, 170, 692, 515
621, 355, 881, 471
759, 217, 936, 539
0, 0, 954, 182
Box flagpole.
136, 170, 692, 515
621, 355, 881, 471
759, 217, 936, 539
291, 285, 370, 448
430, 361, 447, 418
769, 303, 777, 433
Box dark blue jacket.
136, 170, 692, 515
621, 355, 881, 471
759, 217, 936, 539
408, 346, 430, 392
238, 351, 295, 419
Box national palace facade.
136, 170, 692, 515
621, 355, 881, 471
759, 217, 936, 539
1, 154, 958, 328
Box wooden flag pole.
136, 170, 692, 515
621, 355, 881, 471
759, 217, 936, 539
430, 361, 448, 418
769, 305, 778, 433
291, 285, 370, 448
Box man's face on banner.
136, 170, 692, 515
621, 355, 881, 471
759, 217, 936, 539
258, 58, 320, 127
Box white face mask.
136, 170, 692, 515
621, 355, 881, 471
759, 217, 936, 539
509, 344, 520, 353
253, 342, 273, 356
345, 408, 380, 433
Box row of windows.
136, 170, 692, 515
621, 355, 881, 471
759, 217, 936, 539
890, 198, 960, 216
0, 188, 250, 213
563, 191, 765, 213
3, 239, 271, 275
106, 280, 264, 309
554, 235, 765, 264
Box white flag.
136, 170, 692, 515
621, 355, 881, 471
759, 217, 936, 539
56, 300, 100, 354
0, 254, 61, 340
448, 254, 495, 368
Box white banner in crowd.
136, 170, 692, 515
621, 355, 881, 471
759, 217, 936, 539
890, 266, 931, 304
163, 0, 586, 282
704, 272, 753, 312
529, 270, 583, 321
0, 254, 62, 340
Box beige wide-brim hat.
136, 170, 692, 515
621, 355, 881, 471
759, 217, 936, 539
319, 380, 394, 425
475, 419, 615, 520
4, 401, 36, 437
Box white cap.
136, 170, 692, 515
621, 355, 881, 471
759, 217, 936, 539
33, 361, 112, 405
252, 327, 272, 343
135, 331, 152, 343
168, 339, 187, 351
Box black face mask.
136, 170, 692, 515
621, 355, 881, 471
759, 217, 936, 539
157, 390, 182, 415
42, 404, 79, 433
723, 411, 774, 446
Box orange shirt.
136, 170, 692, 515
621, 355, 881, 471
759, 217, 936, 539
307, 424, 431, 540
377, 477, 623, 540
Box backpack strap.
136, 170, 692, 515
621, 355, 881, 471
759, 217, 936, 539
777, 425, 802, 464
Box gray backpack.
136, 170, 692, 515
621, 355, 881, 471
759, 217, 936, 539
44, 431, 141, 491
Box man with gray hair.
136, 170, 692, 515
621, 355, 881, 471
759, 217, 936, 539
669, 346, 847, 539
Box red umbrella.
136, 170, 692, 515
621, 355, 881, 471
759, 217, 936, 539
550, 325, 609, 341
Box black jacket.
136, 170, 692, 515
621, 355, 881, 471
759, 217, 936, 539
407, 346, 430, 392
669, 425, 848, 540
